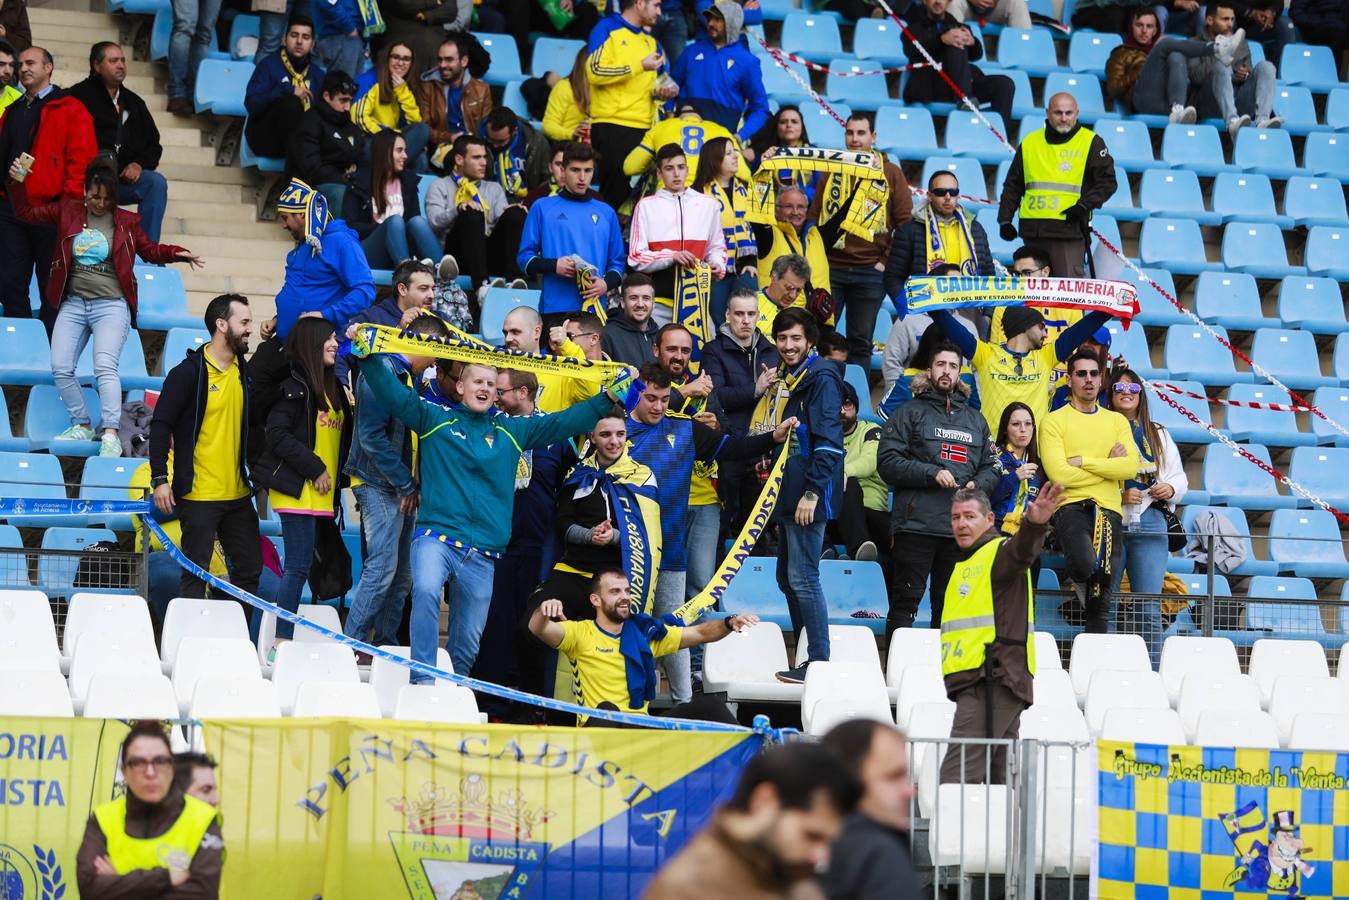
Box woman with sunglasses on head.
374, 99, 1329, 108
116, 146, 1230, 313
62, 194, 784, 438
1107, 366, 1188, 666
77, 721, 223, 897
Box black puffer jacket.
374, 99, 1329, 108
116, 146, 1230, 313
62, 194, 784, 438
288, 100, 364, 188
877, 372, 999, 537
883, 202, 995, 303
253, 369, 353, 502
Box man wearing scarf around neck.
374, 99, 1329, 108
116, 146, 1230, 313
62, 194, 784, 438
245, 16, 326, 159
529, 568, 757, 724
883, 170, 994, 310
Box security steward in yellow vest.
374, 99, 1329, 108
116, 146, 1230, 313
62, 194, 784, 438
77, 724, 224, 898
995, 92, 1117, 279
939, 481, 1064, 786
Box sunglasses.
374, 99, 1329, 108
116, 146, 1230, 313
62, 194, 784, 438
1113, 382, 1143, 394
1073, 369, 1101, 378
928, 187, 960, 197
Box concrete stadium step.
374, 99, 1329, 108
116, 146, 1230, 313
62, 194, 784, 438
28, 7, 120, 30
155, 179, 249, 204
163, 216, 282, 241
157, 161, 256, 186
159, 127, 207, 149
189, 235, 295, 261
186, 271, 287, 298
43, 42, 159, 77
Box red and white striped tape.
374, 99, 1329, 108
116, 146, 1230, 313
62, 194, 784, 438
760, 43, 933, 76
1149, 382, 1311, 413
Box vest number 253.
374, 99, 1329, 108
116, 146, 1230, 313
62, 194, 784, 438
1025, 195, 1061, 211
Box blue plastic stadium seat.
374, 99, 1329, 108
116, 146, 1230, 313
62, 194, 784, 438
1100, 318, 1158, 378
821, 560, 887, 633
472, 33, 522, 85
1150, 379, 1222, 443
500, 80, 530, 125
976, 206, 1018, 263
844, 364, 878, 422
1279, 43, 1341, 92
0, 318, 54, 385
1284, 176, 1349, 227
1244, 577, 1326, 639
1122, 265, 1185, 327
1068, 30, 1121, 76
25, 384, 105, 455
530, 37, 583, 78
149, 7, 172, 61
479, 287, 540, 345
1335, 333, 1349, 382
762, 58, 813, 105
239, 132, 284, 173
1140, 217, 1219, 274
875, 105, 938, 161
1181, 505, 1277, 576
721, 558, 791, 630
0, 392, 26, 453
944, 111, 1012, 163
1225, 384, 1316, 447
1272, 84, 1320, 137
1235, 124, 1295, 179
113, 0, 170, 13
135, 265, 200, 331
160, 328, 209, 374
919, 156, 987, 202
852, 19, 907, 67
758, 0, 795, 21
1250, 328, 1335, 390
1268, 510, 1349, 578
1099, 164, 1143, 221
0, 452, 80, 528
1164, 325, 1252, 386
1203, 442, 1296, 509
228, 14, 260, 59
993, 158, 1012, 200
1221, 221, 1305, 279
1277, 276, 1347, 334
1015, 113, 1044, 145
75, 330, 159, 391
1095, 118, 1155, 171
1139, 168, 1220, 226
1327, 87, 1349, 130
1305, 226, 1349, 281
1310, 387, 1349, 446
1161, 123, 1233, 177
1289, 446, 1349, 512
78, 457, 143, 531
1210, 172, 1291, 228
37, 527, 119, 592
1041, 72, 1106, 122
780, 13, 843, 63
996, 28, 1059, 77
1194, 272, 1277, 332
990, 69, 1037, 119
193, 58, 252, 116
1302, 132, 1349, 180
826, 58, 890, 110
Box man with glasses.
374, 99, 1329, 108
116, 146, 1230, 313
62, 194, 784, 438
883, 171, 994, 305
753, 185, 835, 300
1040, 349, 1138, 634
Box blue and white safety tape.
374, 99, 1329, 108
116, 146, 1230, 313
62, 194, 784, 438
9, 497, 777, 736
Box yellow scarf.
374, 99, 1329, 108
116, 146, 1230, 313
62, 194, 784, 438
818, 149, 891, 249
749, 147, 889, 243
451, 173, 487, 233
278, 50, 312, 111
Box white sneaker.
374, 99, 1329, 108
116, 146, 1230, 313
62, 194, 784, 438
1213, 28, 1246, 67
54, 424, 95, 441
1169, 104, 1198, 124
438, 253, 459, 283
507, 278, 528, 290
1227, 114, 1251, 138
1256, 114, 1283, 129
99, 433, 122, 458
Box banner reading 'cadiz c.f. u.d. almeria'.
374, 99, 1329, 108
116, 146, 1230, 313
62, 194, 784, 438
1097, 739, 1349, 899
0, 716, 765, 899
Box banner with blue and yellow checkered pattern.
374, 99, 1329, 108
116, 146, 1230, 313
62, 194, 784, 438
1097, 740, 1349, 899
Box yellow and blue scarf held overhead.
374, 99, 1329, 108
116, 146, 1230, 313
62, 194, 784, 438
748, 147, 889, 243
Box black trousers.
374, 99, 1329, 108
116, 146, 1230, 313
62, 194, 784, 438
176, 496, 263, 607
444, 205, 528, 290
590, 122, 646, 210
902, 48, 1015, 132
718, 459, 777, 556
889, 530, 961, 634
0, 200, 56, 320
246, 94, 306, 159
829, 479, 891, 570
473, 549, 546, 716
1052, 500, 1122, 634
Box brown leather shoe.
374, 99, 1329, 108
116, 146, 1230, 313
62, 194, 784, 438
167, 96, 193, 117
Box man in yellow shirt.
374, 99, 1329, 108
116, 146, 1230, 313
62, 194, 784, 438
586, 0, 677, 208
756, 254, 809, 338
1040, 349, 1139, 634
149, 294, 262, 601
528, 568, 758, 723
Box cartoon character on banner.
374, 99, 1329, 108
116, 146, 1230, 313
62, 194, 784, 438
1220, 802, 1316, 898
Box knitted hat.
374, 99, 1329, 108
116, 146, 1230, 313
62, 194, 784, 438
1002, 305, 1046, 338
276, 178, 330, 255
841, 380, 859, 409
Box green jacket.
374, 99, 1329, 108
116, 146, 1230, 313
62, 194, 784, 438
358, 356, 612, 554
843, 420, 889, 513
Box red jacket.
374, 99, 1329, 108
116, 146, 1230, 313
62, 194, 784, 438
0, 91, 97, 203
10, 179, 189, 324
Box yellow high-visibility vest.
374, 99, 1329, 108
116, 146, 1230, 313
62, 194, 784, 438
1018, 127, 1094, 221
940, 537, 1035, 678
93, 794, 218, 875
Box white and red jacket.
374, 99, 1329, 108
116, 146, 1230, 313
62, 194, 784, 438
628, 188, 728, 274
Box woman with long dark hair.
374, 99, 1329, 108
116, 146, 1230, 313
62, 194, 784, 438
1107, 366, 1188, 666
8, 158, 202, 456
989, 401, 1043, 535
343, 130, 442, 268
254, 317, 352, 661
351, 41, 430, 167
693, 136, 758, 325
749, 105, 821, 201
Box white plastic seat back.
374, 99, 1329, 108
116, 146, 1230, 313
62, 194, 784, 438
1069, 633, 1151, 703
1268, 676, 1344, 744
62, 592, 153, 661
703, 622, 790, 687
160, 597, 250, 670
1177, 672, 1260, 741
84, 673, 179, 720
370, 646, 455, 717
801, 661, 887, 733
808, 682, 894, 735
1020, 704, 1090, 743
0, 669, 73, 716
0, 590, 57, 662
393, 684, 482, 724
1287, 712, 1349, 750
189, 677, 283, 719
1159, 635, 1239, 706
293, 681, 382, 718
798, 625, 881, 670
1193, 709, 1280, 748
270, 642, 359, 714
1084, 669, 1170, 737
885, 628, 940, 687
1033, 631, 1063, 670
1099, 707, 1185, 744
1248, 639, 1329, 709
0, 633, 62, 671
929, 785, 1010, 874
1032, 668, 1078, 709
171, 637, 263, 715
68, 632, 162, 708
258, 603, 345, 664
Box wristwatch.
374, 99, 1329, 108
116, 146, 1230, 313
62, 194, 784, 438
151, 476, 168, 488
803, 490, 819, 502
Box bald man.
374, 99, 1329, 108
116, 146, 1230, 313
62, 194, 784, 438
997, 92, 1117, 278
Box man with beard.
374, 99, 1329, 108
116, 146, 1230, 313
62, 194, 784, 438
150, 294, 262, 603
602, 272, 659, 367
998, 92, 1117, 278
644, 741, 860, 898
528, 568, 758, 722
877, 342, 999, 634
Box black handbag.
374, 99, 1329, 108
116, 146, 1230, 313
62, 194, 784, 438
307, 517, 353, 602
1161, 505, 1186, 553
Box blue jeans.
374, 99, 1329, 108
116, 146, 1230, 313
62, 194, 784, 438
254, 10, 288, 62
777, 518, 830, 663
274, 513, 319, 640
1111, 505, 1169, 667
315, 32, 365, 80
51, 297, 130, 431
343, 483, 416, 645
118, 171, 168, 244
1205, 59, 1277, 123
1131, 37, 1214, 115
169, 0, 224, 99
654, 569, 691, 702
361, 214, 442, 268
409, 537, 496, 682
